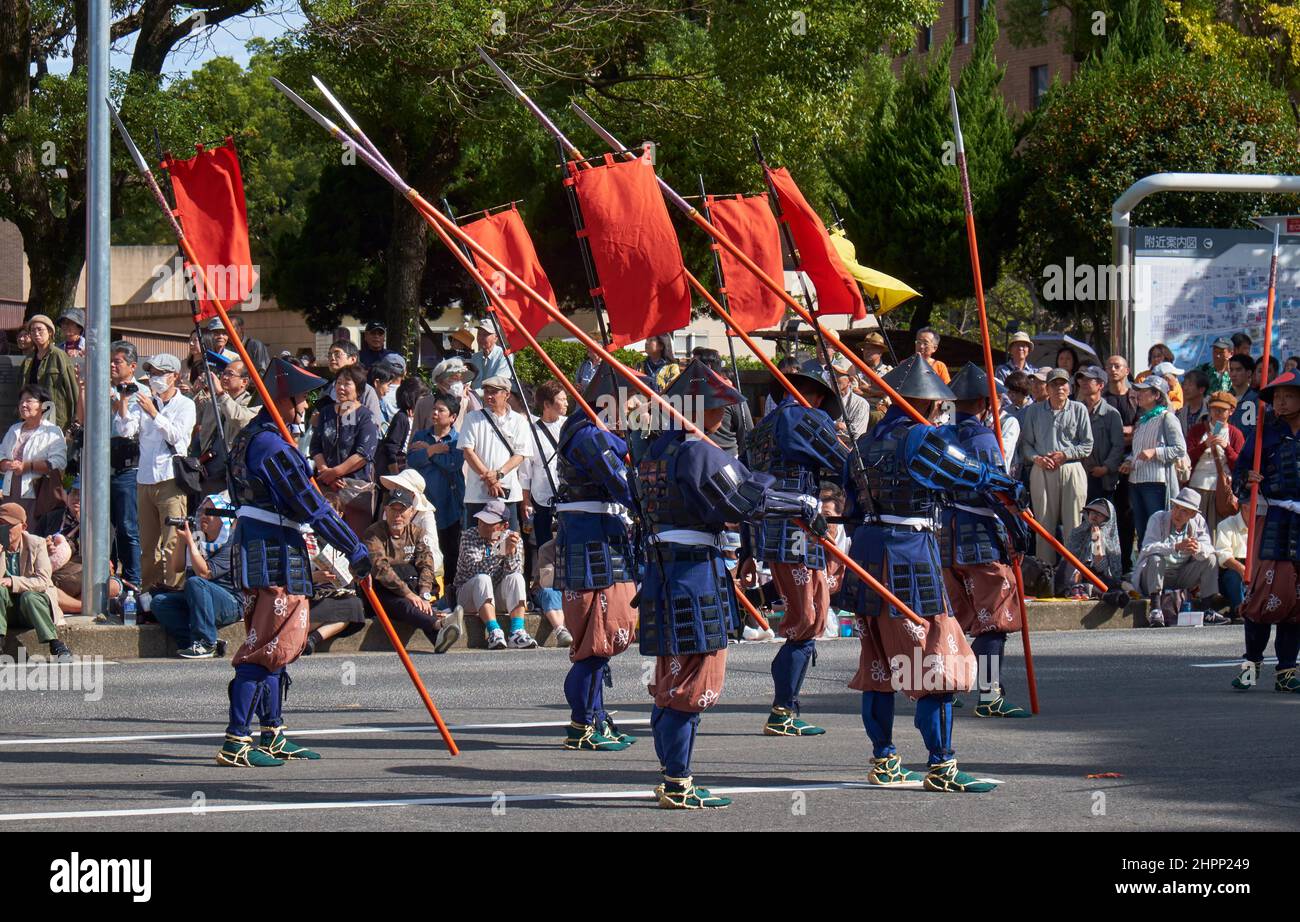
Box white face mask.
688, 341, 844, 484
449, 381, 464, 397
149, 374, 171, 395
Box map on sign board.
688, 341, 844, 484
1132, 227, 1300, 371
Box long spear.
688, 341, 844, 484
107, 101, 460, 756
1245, 218, 1282, 581
282, 77, 933, 630
950, 89, 1039, 714
559, 95, 1105, 593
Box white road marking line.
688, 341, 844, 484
1189, 658, 1278, 668
0, 718, 653, 748
0, 778, 1004, 822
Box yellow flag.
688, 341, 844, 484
828, 227, 920, 316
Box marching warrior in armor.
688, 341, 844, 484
217, 359, 371, 767
554, 367, 643, 752
845, 355, 1025, 792
1232, 371, 1300, 693
742, 367, 849, 736
639, 359, 828, 809
940, 364, 1030, 718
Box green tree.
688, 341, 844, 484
827, 4, 1019, 332
1014, 40, 1300, 342
0, 0, 264, 317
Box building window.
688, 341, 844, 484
1030, 65, 1050, 108
957, 0, 971, 44
919, 25, 932, 52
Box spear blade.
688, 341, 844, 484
476, 47, 583, 159
105, 100, 150, 174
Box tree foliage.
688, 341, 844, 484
827, 4, 1018, 332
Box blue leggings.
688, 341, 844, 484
651, 705, 699, 778
227, 663, 288, 737
1244, 620, 1300, 670
771, 639, 816, 711
861, 691, 955, 765
563, 656, 610, 725
970, 632, 1007, 695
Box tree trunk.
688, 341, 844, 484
384, 191, 429, 355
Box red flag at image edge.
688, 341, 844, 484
162, 138, 257, 321
764, 166, 866, 320
570, 153, 691, 348
459, 207, 557, 354
706, 194, 785, 334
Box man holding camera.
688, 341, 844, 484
109, 342, 142, 590
217, 358, 371, 768
113, 353, 195, 601
150, 496, 241, 659
452, 498, 534, 650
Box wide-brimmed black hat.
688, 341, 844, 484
264, 357, 326, 400
881, 354, 955, 402
663, 357, 742, 409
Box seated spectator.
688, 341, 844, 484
1214, 510, 1248, 622
151, 495, 241, 658
453, 499, 536, 650
1133, 487, 1222, 627
311, 364, 379, 535
378, 469, 443, 580
408, 394, 465, 601
1186, 391, 1243, 533
1059, 499, 1126, 603
302, 503, 368, 656
48, 483, 123, 615
363, 488, 463, 653
0, 502, 73, 661
0, 383, 68, 532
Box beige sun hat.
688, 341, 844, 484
379, 469, 433, 514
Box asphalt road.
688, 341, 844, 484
1, 627, 1297, 831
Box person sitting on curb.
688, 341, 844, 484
1133, 487, 1224, 627
363, 488, 464, 654
0, 502, 72, 662
150, 494, 241, 658
452, 499, 536, 650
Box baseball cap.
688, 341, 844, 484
1083, 499, 1111, 520
385, 487, 418, 509
474, 499, 509, 525
1031, 369, 1051, 382
204, 316, 226, 332
480, 375, 511, 392
364, 321, 387, 333
144, 353, 182, 374
1045, 368, 1070, 384
1133, 375, 1169, 395
1212, 337, 1233, 351
1008, 331, 1034, 346
477, 319, 497, 334
0, 503, 26, 527
374, 354, 407, 377
1152, 361, 1185, 377
1074, 365, 1106, 382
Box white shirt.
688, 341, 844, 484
457, 406, 533, 504
113, 390, 197, 485
0, 420, 67, 499
521, 415, 563, 508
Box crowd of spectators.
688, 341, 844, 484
1, 306, 1283, 662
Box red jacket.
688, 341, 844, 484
1186, 419, 1243, 471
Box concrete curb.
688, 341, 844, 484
2, 598, 1155, 661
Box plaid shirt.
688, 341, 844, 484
452, 525, 522, 594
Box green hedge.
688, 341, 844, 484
513, 340, 646, 386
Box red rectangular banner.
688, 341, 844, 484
765, 166, 865, 319
163, 138, 257, 320
460, 206, 556, 353
570, 153, 691, 348
706, 194, 785, 334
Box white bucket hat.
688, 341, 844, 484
379, 469, 433, 514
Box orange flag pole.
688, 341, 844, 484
951, 90, 1039, 714
1245, 220, 1282, 582
108, 102, 459, 755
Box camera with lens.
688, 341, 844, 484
115, 381, 139, 396
165, 515, 198, 529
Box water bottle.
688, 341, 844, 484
123, 591, 137, 627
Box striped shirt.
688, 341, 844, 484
1129, 410, 1185, 485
